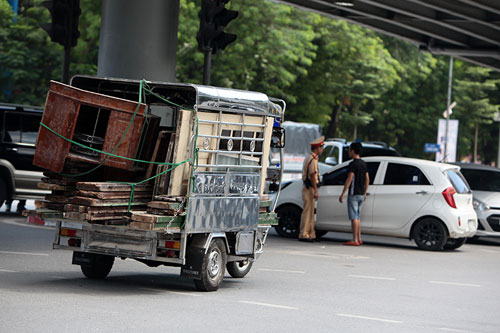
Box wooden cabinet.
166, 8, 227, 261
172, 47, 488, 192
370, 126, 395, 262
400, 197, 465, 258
34, 81, 146, 172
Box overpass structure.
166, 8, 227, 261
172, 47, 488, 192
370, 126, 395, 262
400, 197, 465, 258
273, 0, 500, 71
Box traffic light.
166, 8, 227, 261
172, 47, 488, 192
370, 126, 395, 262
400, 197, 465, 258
197, 0, 238, 54
41, 0, 81, 47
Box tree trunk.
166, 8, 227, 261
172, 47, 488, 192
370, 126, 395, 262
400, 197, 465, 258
325, 101, 343, 138
474, 123, 479, 163
353, 104, 359, 140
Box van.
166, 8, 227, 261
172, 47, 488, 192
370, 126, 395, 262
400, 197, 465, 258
319, 139, 400, 166
0, 103, 48, 208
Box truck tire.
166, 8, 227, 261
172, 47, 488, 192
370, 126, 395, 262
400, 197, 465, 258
194, 239, 226, 291
226, 260, 253, 278
80, 254, 115, 279
0, 177, 6, 208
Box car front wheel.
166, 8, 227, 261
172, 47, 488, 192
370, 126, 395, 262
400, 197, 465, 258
412, 218, 448, 251
274, 205, 301, 238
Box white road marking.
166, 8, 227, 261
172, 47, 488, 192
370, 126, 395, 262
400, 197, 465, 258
336, 313, 403, 324
48, 275, 69, 279
0, 268, 17, 273
439, 328, 480, 333
429, 281, 480, 288
0, 250, 49, 256
269, 249, 370, 260
139, 287, 202, 297
348, 274, 396, 281
238, 301, 298, 310
258, 268, 305, 274
479, 249, 498, 254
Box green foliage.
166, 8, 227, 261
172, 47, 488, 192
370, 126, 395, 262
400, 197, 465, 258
0, 0, 100, 105
177, 0, 317, 104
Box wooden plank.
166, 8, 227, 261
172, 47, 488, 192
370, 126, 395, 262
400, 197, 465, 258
146, 130, 168, 179
76, 182, 152, 192
260, 116, 274, 196
147, 201, 184, 211
129, 221, 154, 230
70, 196, 149, 207
169, 110, 192, 196
64, 211, 86, 220
24, 209, 64, 219
45, 194, 72, 204
131, 212, 184, 224
153, 195, 185, 202
75, 190, 152, 200
37, 182, 75, 191
259, 200, 272, 208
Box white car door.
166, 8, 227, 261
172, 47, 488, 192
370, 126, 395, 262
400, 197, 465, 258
316, 161, 381, 232
372, 161, 434, 231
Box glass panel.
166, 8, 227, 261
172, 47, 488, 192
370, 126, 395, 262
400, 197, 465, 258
446, 170, 471, 194
461, 168, 500, 192
4, 113, 21, 143
384, 163, 430, 185
323, 166, 349, 186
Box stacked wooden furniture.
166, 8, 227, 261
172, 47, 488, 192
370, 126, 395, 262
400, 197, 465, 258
129, 195, 185, 230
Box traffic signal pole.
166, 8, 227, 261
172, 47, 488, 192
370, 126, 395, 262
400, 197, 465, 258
203, 51, 212, 85
62, 44, 71, 83
197, 0, 238, 86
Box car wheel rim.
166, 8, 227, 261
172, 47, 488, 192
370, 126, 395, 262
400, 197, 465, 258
236, 261, 250, 271
208, 249, 221, 277
280, 211, 298, 234
417, 221, 443, 246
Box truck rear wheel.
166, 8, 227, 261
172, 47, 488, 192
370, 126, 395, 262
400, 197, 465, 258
80, 254, 115, 279
194, 239, 226, 291
226, 260, 253, 278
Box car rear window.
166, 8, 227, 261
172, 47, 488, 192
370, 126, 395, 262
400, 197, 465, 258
383, 163, 430, 185
445, 170, 471, 194
460, 168, 500, 192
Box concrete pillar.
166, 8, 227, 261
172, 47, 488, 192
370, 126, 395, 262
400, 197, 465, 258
97, 0, 179, 82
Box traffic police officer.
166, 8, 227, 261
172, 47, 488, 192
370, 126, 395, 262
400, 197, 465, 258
299, 136, 324, 242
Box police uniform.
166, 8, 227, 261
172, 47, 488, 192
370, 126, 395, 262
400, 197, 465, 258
299, 136, 324, 240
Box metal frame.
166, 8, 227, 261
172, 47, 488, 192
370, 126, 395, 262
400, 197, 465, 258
271, 0, 500, 71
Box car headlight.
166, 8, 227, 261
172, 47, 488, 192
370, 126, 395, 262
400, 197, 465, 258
473, 199, 490, 211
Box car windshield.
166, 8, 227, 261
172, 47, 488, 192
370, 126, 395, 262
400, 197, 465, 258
445, 169, 471, 194
460, 168, 500, 192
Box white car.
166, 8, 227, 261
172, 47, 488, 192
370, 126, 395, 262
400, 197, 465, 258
274, 156, 478, 251
454, 163, 500, 238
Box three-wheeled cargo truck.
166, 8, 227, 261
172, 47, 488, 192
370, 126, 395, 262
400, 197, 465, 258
27, 75, 285, 291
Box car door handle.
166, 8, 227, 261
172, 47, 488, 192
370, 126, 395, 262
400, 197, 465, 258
416, 190, 429, 195
6, 147, 18, 152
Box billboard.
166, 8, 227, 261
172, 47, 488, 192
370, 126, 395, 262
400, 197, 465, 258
436, 119, 459, 162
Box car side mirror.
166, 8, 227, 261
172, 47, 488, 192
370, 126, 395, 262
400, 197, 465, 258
271, 127, 285, 149
325, 156, 338, 165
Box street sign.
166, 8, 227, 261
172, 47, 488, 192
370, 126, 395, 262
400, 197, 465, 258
425, 143, 440, 153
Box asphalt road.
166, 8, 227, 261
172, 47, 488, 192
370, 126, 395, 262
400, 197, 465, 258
1, 213, 500, 333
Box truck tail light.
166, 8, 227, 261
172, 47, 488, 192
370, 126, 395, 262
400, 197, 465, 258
164, 241, 180, 249
60, 228, 77, 237
442, 187, 457, 208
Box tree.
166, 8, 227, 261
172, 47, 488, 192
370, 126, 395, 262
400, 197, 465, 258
287, 20, 401, 140
0, 0, 100, 106
177, 0, 317, 104
454, 65, 500, 163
